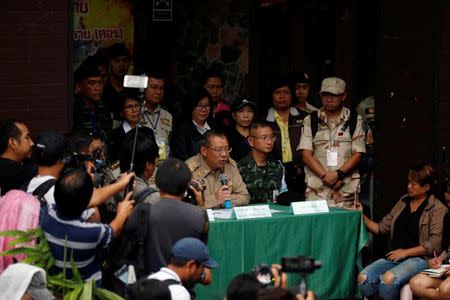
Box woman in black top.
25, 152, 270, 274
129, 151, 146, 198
171, 89, 213, 160
228, 97, 256, 162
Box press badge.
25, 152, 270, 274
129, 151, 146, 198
326, 149, 338, 167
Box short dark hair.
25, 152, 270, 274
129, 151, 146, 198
0, 119, 22, 155
271, 74, 295, 98
145, 70, 165, 81
54, 168, 93, 218
155, 158, 191, 196
168, 254, 192, 267
119, 89, 140, 111
188, 88, 211, 112
203, 64, 225, 86
74, 58, 102, 82
127, 278, 171, 300
106, 42, 130, 60
66, 130, 97, 154
408, 162, 439, 194
119, 127, 159, 174
226, 273, 261, 300
249, 120, 272, 136
202, 130, 228, 148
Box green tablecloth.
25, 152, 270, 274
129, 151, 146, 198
196, 204, 369, 300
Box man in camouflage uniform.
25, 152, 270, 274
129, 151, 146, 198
238, 121, 285, 204
186, 130, 250, 209
73, 58, 112, 143
141, 72, 172, 160
298, 77, 366, 208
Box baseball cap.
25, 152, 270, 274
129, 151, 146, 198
35, 131, 66, 166
231, 97, 256, 112
291, 71, 310, 84
171, 238, 219, 268
320, 77, 346, 95
0, 263, 54, 300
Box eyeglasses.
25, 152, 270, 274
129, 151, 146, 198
195, 105, 211, 111
250, 135, 277, 142
207, 146, 232, 154
123, 103, 141, 111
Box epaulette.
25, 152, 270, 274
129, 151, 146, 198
229, 157, 237, 167
186, 158, 201, 171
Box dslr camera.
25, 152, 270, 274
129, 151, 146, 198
184, 180, 203, 205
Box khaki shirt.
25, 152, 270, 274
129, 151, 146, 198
298, 107, 366, 207
378, 194, 448, 255
142, 105, 172, 159
186, 153, 250, 209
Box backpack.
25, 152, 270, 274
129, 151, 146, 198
0, 190, 41, 273
310, 109, 358, 139
25, 179, 56, 208
102, 187, 158, 295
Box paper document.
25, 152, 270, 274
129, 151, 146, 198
421, 265, 450, 278
212, 209, 234, 219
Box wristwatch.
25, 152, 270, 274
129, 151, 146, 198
336, 169, 346, 180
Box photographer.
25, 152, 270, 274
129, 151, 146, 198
27, 131, 134, 223
226, 264, 316, 300
125, 158, 209, 275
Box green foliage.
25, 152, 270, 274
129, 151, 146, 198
0, 228, 124, 300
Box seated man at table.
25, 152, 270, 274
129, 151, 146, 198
238, 121, 286, 204
186, 130, 250, 208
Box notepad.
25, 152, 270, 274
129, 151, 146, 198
421, 265, 450, 278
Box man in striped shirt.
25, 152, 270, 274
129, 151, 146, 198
40, 168, 134, 283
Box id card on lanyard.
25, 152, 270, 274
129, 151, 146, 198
326, 124, 341, 167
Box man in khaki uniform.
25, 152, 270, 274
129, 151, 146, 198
142, 72, 172, 160
298, 77, 366, 208
186, 130, 250, 209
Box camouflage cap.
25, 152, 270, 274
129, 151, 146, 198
320, 77, 346, 95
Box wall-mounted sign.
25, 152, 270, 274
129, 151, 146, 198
153, 0, 173, 22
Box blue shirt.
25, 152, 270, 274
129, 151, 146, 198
40, 205, 112, 281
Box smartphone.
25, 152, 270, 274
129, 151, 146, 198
123, 175, 135, 199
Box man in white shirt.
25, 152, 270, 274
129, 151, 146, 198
148, 237, 219, 300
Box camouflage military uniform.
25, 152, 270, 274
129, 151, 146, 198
298, 107, 366, 208
142, 105, 172, 160
238, 154, 284, 204
186, 153, 250, 209
73, 96, 112, 143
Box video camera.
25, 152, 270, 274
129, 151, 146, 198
62, 152, 105, 188
252, 256, 321, 288
281, 256, 322, 274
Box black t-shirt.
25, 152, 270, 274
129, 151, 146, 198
228, 127, 251, 163
390, 197, 428, 251
0, 158, 38, 195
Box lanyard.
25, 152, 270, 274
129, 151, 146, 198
145, 110, 160, 131
88, 110, 98, 134
328, 120, 344, 149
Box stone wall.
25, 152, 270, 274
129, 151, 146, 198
174, 0, 249, 103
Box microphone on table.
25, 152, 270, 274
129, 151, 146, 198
219, 174, 232, 209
